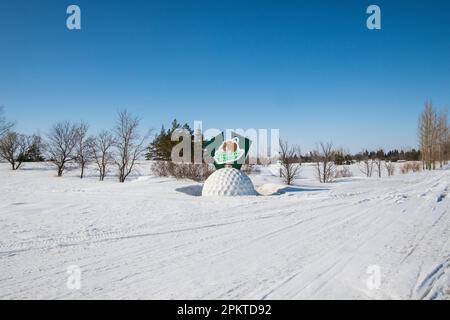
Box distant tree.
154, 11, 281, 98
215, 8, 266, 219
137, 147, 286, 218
278, 139, 301, 185
0, 106, 14, 138
358, 151, 374, 177
90, 130, 116, 181
384, 149, 420, 162
334, 148, 351, 165
384, 161, 395, 177
0, 132, 32, 170
47, 121, 79, 177
344, 154, 353, 165
445, 129, 450, 165
436, 110, 448, 168
334, 150, 345, 166
114, 110, 150, 183
419, 101, 438, 170
312, 142, 336, 183
418, 102, 450, 170
385, 149, 399, 162
300, 153, 312, 163
374, 148, 384, 178
74, 122, 93, 179
404, 149, 421, 161
353, 152, 364, 163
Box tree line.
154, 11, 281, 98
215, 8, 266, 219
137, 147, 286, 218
418, 101, 449, 170
1, 101, 448, 185
277, 102, 448, 185
0, 107, 149, 182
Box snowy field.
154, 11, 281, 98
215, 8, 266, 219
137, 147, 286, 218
0, 161, 449, 300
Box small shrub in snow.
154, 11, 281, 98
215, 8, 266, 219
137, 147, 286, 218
401, 162, 421, 174
411, 162, 421, 172
400, 164, 409, 174
334, 166, 353, 178
151, 161, 214, 182
151, 160, 172, 177
173, 163, 214, 182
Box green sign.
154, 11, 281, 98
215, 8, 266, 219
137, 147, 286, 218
204, 132, 252, 170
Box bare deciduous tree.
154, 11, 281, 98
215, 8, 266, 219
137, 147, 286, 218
90, 130, 116, 181
74, 122, 92, 179
0, 132, 32, 170
358, 152, 374, 177
113, 110, 149, 183
374, 158, 382, 178
436, 110, 448, 168
418, 102, 449, 170
373, 149, 384, 178
384, 161, 395, 177
312, 142, 336, 183
0, 106, 14, 138
278, 139, 301, 185
419, 101, 438, 170
47, 121, 79, 177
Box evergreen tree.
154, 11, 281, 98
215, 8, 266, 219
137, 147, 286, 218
376, 149, 385, 160
146, 119, 193, 161
334, 150, 345, 165
23, 135, 45, 162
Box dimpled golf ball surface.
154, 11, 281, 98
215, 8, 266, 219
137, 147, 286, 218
202, 168, 257, 196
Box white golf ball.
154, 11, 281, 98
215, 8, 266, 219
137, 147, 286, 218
202, 168, 257, 196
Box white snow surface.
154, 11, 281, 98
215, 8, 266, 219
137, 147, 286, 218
0, 162, 449, 300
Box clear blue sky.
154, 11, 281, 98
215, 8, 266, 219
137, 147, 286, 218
0, 0, 449, 152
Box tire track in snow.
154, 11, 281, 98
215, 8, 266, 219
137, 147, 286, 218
414, 256, 450, 300
0, 221, 247, 255
0, 193, 355, 256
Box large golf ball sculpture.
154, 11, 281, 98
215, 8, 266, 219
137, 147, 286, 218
202, 137, 257, 196
202, 167, 257, 196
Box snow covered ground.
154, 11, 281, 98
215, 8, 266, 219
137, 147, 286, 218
0, 162, 449, 300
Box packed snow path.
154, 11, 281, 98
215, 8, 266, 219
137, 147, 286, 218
0, 163, 449, 299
